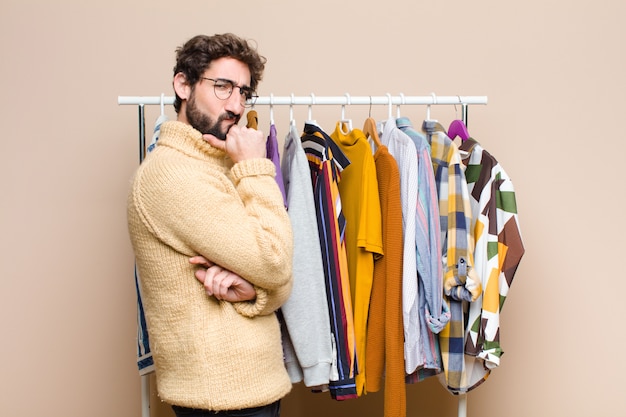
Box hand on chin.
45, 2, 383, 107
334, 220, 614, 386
203, 133, 226, 151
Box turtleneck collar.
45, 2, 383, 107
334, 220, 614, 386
157, 120, 229, 161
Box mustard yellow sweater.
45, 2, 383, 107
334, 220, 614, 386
127, 121, 293, 410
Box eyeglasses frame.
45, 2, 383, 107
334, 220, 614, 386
201, 77, 258, 108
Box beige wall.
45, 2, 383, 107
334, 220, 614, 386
1, 0, 624, 416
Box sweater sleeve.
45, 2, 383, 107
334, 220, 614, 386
232, 282, 294, 318
136, 151, 293, 314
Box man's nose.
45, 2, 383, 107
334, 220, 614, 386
224, 89, 244, 112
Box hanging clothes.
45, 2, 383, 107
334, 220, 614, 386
135, 265, 154, 375
456, 137, 525, 386
135, 113, 169, 376
378, 118, 422, 374
396, 117, 449, 382
422, 121, 481, 394
245, 110, 288, 206
247, 109, 288, 205
301, 122, 357, 400
365, 140, 406, 417
147, 113, 168, 153
330, 122, 384, 396
266, 124, 288, 207
279, 124, 333, 388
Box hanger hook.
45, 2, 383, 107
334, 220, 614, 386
269, 93, 274, 124
427, 92, 437, 121
160, 93, 165, 115
308, 93, 315, 121
386, 93, 392, 119
452, 95, 460, 119
340, 93, 353, 134
459, 95, 469, 126
342, 92, 352, 119
397, 93, 405, 118
369, 96, 372, 118
290, 93, 295, 124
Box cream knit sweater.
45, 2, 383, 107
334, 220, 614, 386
127, 121, 293, 410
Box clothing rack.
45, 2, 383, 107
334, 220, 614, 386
119, 93, 488, 417
118, 93, 488, 106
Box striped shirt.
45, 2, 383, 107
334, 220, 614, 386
378, 119, 421, 374
302, 123, 357, 400
134, 114, 168, 375
396, 117, 449, 381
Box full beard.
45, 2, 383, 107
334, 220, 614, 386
186, 94, 240, 140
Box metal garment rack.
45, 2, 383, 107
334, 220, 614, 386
118, 93, 488, 106
119, 93, 488, 417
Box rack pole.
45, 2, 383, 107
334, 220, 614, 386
141, 375, 150, 417
118, 94, 488, 106
458, 394, 467, 417
136, 103, 150, 417
138, 104, 146, 163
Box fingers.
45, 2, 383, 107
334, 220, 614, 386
192, 255, 254, 300
201, 264, 232, 300
194, 268, 206, 284
212, 270, 232, 300
189, 256, 214, 268
203, 133, 226, 151
203, 126, 266, 162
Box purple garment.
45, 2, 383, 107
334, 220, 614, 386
267, 124, 288, 208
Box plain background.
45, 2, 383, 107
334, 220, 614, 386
1, 1, 625, 416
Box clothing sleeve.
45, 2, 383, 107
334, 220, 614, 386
441, 151, 481, 303
136, 154, 293, 316
232, 285, 293, 318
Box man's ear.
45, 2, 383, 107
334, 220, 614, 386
173, 72, 191, 100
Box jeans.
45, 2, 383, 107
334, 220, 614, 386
172, 400, 281, 417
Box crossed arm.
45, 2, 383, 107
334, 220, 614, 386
187, 128, 283, 304
189, 256, 256, 302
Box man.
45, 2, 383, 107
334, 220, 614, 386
127, 33, 294, 417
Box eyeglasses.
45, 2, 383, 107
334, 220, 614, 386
201, 77, 258, 108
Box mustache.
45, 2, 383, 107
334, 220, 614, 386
219, 111, 240, 125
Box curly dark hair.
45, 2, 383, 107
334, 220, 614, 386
172, 33, 267, 113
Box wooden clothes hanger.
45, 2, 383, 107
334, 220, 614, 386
360, 96, 382, 148
362, 116, 383, 148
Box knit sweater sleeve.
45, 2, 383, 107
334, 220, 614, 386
228, 158, 294, 315
134, 139, 293, 317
